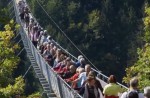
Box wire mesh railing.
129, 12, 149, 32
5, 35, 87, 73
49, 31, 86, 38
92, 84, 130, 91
13, 0, 128, 97
13, 0, 83, 98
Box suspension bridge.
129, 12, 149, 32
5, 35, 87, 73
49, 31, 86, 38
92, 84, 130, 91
8, 0, 128, 97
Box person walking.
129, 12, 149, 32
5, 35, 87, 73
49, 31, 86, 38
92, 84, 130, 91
121, 77, 144, 98
103, 75, 122, 98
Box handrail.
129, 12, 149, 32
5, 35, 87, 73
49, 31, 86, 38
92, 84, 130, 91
13, 0, 128, 98
13, 0, 83, 97
24, 0, 128, 90
21, 0, 78, 61
92, 68, 128, 89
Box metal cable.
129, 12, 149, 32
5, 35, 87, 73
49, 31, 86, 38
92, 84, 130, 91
35, 0, 101, 72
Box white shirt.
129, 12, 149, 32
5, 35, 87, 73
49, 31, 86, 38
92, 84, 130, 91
121, 90, 144, 98
40, 35, 48, 44
77, 72, 87, 87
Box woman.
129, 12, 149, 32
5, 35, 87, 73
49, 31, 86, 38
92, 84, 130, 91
30, 26, 38, 48
103, 75, 122, 98
79, 73, 99, 98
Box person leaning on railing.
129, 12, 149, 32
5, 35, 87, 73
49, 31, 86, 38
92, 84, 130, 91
103, 75, 122, 98
56, 57, 71, 75
75, 55, 86, 68
65, 67, 85, 88
61, 65, 76, 79
72, 64, 91, 90
53, 59, 66, 72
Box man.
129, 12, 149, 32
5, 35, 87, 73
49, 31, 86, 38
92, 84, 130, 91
75, 55, 86, 68
61, 65, 76, 79
73, 64, 91, 88
144, 86, 150, 98
121, 77, 144, 98
39, 30, 48, 45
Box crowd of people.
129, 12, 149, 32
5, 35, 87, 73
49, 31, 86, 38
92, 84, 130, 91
17, 0, 150, 98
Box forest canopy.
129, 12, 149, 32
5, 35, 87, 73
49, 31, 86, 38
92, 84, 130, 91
0, 1, 41, 97
26, 0, 149, 89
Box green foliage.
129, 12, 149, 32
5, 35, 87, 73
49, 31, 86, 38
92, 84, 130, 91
88, 10, 101, 39
0, 21, 20, 86
27, 92, 41, 98
0, 76, 25, 97
0, 3, 42, 98
0, 21, 25, 97
46, 0, 62, 13
67, 1, 80, 16
27, 0, 145, 82
88, 10, 100, 29
123, 5, 150, 90
123, 44, 150, 90
0, 8, 10, 25
144, 6, 150, 42
0, 1, 10, 29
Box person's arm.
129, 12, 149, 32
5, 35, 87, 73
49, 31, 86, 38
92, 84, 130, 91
72, 73, 82, 83
72, 77, 79, 84
120, 92, 127, 98
42, 50, 47, 57
103, 85, 108, 97
117, 84, 124, 93
57, 67, 66, 74
96, 79, 104, 95
66, 73, 77, 82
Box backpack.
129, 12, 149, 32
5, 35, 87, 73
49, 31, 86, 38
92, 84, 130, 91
126, 90, 139, 98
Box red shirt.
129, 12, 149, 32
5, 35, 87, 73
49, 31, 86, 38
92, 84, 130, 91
53, 62, 63, 71
57, 66, 69, 74
65, 73, 79, 82
65, 73, 79, 88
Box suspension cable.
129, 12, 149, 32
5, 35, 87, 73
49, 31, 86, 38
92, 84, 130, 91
35, 0, 101, 72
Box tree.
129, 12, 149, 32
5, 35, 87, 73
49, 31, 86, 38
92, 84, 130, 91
0, 1, 43, 97
27, 92, 40, 98
123, 4, 150, 90
0, 20, 25, 97
0, 76, 25, 97
0, 0, 10, 29
27, 0, 145, 82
